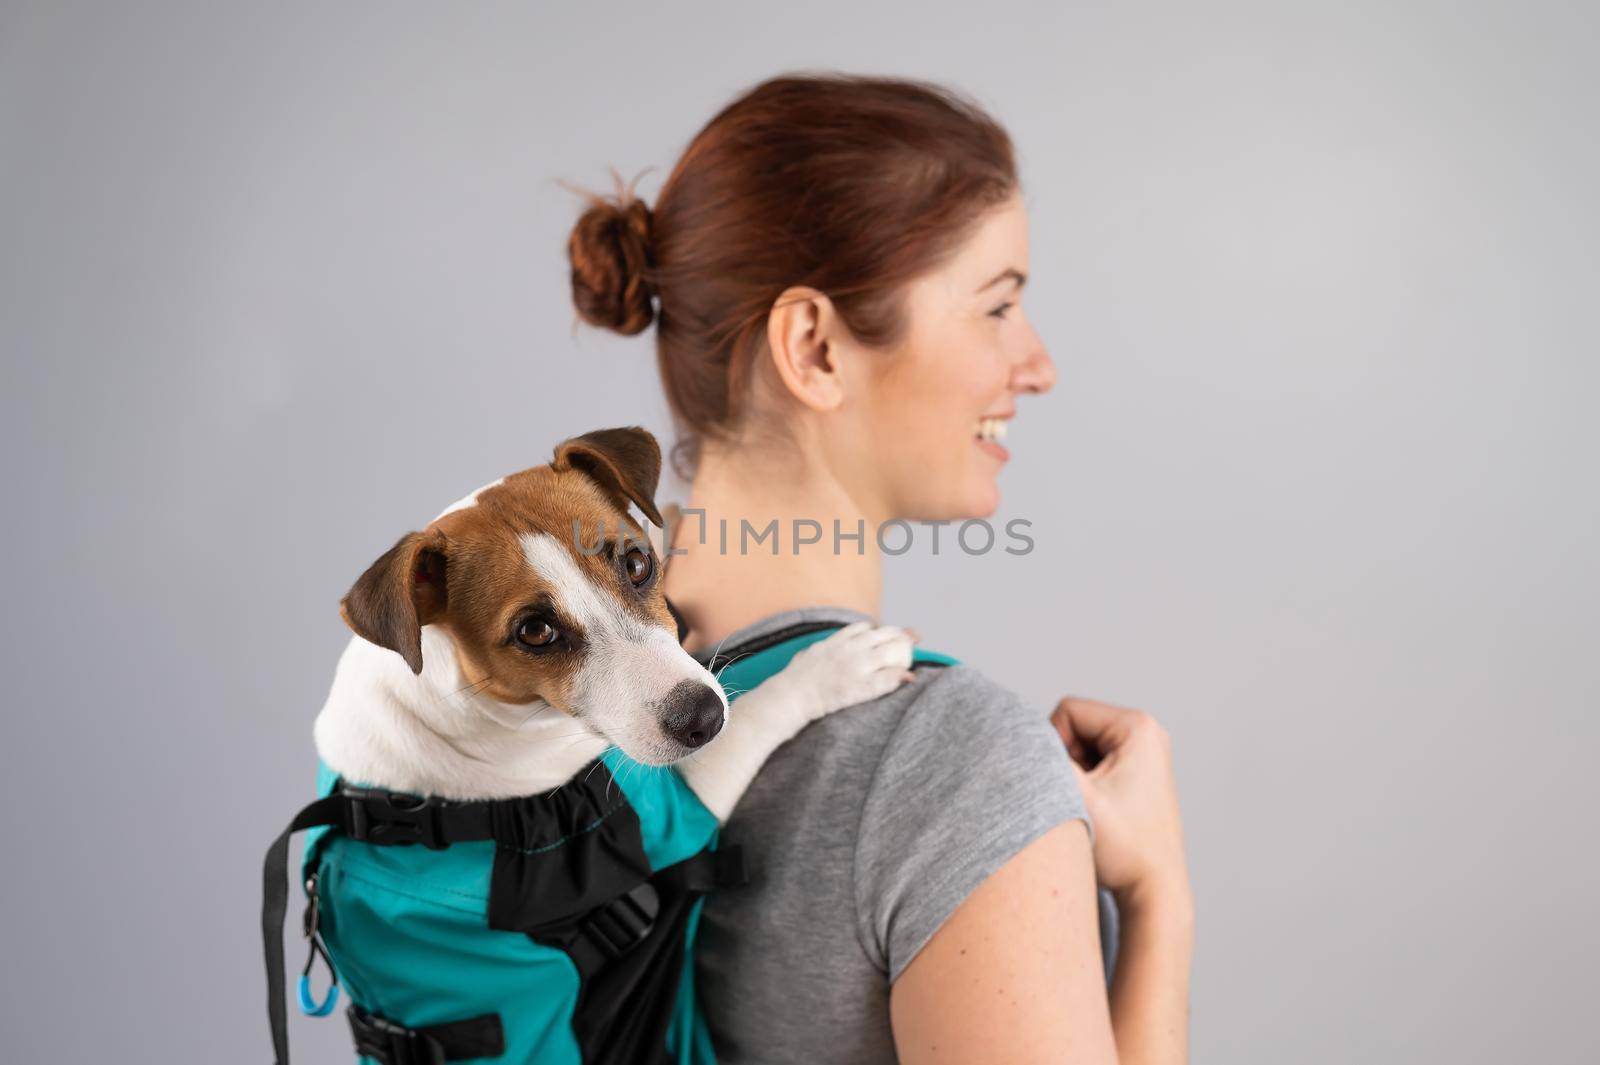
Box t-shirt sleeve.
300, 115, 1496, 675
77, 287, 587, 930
852, 664, 1093, 982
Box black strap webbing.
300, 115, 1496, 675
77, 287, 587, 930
657, 841, 748, 894
262, 788, 500, 1065
263, 795, 342, 1065
562, 844, 748, 979
347, 1003, 505, 1065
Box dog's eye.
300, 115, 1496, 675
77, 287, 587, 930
516, 619, 559, 648
623, 546, 653, 587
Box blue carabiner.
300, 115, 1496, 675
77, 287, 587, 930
298, 872, 340, 1016
298, 971, 339, 1016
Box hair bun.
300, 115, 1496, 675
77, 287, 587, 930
567, 172, 657, 336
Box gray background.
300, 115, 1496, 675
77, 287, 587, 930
2, 1, 1595, 1062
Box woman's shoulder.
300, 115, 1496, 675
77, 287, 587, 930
869, 660, 1080, 802
851, 660, 1092, 979
905, 659, 1028, 704
885, 661, 1074, 778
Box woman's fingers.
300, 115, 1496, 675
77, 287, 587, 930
1052, 694, 1188, 899
1052, 695, 1138, 768
1053, 695, 1137, 747
1049, 703, 1092, 766
1067, 755, 1090, 796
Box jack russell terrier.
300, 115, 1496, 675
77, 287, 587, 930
313, 424, 915, 811
265, 425, 914, 1065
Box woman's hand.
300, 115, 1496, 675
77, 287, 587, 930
1051, 696, 1192, 913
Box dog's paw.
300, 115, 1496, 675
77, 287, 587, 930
776, 621, 916, 722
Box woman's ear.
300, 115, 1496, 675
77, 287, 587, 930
766, 286, 847, 413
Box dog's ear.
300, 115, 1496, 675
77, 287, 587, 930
340, 529, 448, 675
553, 426, 664, 527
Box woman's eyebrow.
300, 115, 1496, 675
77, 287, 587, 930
976, 267, 1028, 293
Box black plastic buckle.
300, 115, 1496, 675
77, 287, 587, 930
342, 788, 448, 850
578, 881, 660, 960
348, 1006, 447, 1065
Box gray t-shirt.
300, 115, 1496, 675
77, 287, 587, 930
692, 606, 1120, 1065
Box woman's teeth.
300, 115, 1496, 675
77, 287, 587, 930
975, 418, 1009, 443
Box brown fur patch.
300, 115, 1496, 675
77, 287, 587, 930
341, 427, 675, 711
551, 425, 664, 527
339, 528, 447, 674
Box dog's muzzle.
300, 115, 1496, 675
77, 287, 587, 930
658, 680, 725, 750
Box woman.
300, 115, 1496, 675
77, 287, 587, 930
567, 73, 1193, 1065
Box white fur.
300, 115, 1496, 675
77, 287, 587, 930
312, 533, 915, 814
313, 627, 610, 799
519, 531, 728, 765
676, 622, 914, 818
434, 476, 506, 521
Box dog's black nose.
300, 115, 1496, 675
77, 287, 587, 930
662, 681, 725, 749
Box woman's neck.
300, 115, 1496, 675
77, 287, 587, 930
662, 441, 883, 656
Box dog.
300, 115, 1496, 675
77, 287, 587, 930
313, 425, 914, 812
271, 425, 915, 1065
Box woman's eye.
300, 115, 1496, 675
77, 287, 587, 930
624, 546, 654, 587
988, 301, 1014, 320
516, 619, 559, 648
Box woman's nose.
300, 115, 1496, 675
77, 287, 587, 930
1012, 335, 1057, 396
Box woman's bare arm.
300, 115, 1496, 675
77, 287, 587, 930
1104, 878, 1195, 1065
889, 818, 1193, 1065
889, 820, 1118, 1064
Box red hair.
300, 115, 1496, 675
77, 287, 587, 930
566, 72, 1019, 479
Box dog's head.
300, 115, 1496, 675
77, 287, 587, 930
338, 426, 726, 764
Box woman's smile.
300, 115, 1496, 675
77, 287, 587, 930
975, 413, 1013, 463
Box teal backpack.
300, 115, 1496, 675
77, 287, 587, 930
262, 620, 957, 1065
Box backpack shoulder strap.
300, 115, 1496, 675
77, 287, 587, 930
705, 620, 959, 697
